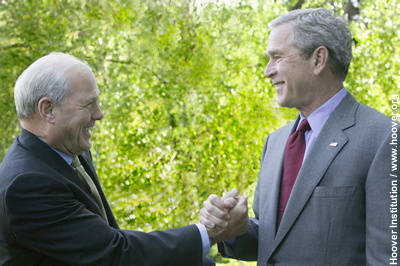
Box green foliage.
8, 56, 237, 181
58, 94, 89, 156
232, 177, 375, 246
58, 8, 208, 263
1, 0, 399, 264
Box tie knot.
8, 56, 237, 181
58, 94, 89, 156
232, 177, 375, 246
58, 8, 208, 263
298, 119, 310, 133
71, 156, 81, 168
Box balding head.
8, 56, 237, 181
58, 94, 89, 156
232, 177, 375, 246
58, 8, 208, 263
14, 52, 93, 122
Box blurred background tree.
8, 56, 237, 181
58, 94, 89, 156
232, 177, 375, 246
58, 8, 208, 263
0, 0, 398, 264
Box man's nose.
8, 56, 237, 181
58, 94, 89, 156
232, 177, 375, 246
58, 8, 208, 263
93, 103, 103, 121
264, 60, 276, 78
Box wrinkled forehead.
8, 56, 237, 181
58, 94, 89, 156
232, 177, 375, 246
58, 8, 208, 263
266, 23, 295, 57
64, 66, 99, 96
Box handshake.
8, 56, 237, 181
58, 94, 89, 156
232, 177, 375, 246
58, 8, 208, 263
200, 188, 249, 245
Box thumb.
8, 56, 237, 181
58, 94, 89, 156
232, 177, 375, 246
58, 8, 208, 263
222, 188, 238, 200
236, 196, 248, 206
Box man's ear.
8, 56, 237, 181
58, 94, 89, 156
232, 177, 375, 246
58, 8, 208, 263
312, 46, 329, 76
38, 97, 56, 123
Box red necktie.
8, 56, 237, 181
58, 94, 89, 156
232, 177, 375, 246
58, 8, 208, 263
277, 119, 310, 228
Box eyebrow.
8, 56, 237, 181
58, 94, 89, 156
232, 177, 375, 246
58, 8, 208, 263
266, 49, 282, 58
91, 89, 101, 99
84, 93, 99, 104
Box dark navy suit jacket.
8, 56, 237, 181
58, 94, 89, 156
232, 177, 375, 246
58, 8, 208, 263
0, 128, 204, 265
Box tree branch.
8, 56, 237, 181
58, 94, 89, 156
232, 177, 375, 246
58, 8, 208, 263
1, 43, 29, 50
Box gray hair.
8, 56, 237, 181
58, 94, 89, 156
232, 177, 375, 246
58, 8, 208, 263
14, 52, 92, 121
269, 8, 352, 81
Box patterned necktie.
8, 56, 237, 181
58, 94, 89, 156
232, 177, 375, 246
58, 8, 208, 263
71, 156, 108, 223
277, 119, 310, 228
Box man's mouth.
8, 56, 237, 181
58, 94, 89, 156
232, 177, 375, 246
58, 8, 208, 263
273, 81, 285, 86
83, 126, 94, 133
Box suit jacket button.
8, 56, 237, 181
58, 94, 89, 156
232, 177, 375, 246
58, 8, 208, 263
268, 259, 277, 265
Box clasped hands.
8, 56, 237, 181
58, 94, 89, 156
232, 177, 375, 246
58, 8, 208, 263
200, 188, 249, 245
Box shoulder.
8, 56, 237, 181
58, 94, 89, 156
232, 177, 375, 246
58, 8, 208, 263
333, 93, 395, 133
354, 103, 396, 138
357, 103, 393, 122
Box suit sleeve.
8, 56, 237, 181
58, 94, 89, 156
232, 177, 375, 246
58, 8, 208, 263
365, 124, 399, 265
4, 172, 203, 266
217, 218, 259, 261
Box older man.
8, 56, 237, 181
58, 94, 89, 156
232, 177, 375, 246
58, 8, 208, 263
201, 8, 399, 265
0, 52, 247, 265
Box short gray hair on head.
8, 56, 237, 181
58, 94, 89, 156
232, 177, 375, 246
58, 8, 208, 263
269, 8, 352, 81
14, 52, 93, 121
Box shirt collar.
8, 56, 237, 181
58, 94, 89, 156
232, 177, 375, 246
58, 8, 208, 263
299, 87, 348, 134
37, 137, 73, 165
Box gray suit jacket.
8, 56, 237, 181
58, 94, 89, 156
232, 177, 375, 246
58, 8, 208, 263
219, 93, 399, 265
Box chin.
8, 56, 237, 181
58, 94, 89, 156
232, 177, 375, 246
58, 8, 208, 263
80, 142, 92, 152
276, 98, 286, 107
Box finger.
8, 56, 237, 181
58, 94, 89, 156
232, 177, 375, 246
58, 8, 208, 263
207, 194, 229, 213
232, 196, 248, 217
236, 196, 248, 206
199, 214, 215, 229
223, 197, 238, 209
221, 188, 238, 201
200, 208, 228, 228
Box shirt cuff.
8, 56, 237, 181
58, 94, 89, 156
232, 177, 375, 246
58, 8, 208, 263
195, 224, 210, 257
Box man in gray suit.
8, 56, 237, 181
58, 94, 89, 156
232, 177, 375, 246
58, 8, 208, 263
201, 8, 399, 265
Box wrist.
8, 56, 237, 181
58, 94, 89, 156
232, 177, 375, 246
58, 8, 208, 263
209, 236, 215, 246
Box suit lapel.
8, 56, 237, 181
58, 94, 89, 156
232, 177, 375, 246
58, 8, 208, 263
18, 129, 87, 191
78, 154, 106, 202
19, 129, 117, 227
269, 94, 359, 255
78, 153, 118, 227
275, 123, 349, 242
255, 121, 295, 254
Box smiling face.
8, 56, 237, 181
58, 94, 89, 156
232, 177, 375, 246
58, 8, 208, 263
264, 23, 317, 111
49, 67, 103, 155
